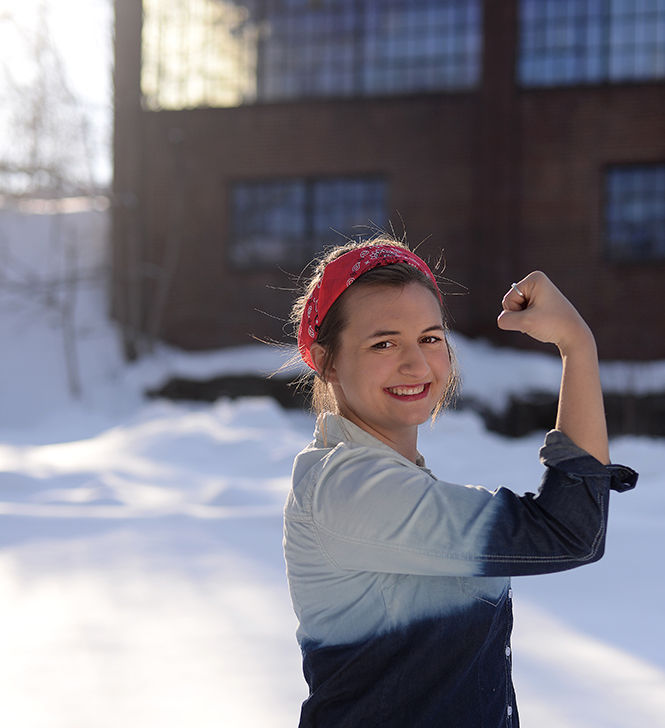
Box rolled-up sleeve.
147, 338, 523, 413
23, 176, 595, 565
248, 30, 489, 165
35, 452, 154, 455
310, 430, 637, 578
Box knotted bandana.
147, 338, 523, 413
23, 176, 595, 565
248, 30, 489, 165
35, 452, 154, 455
297, 245, 441, 370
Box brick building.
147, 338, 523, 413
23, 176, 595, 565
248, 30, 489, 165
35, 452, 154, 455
113, 0, 665, 360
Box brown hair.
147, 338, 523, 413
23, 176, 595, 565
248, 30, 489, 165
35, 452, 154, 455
290, 235, 459, 419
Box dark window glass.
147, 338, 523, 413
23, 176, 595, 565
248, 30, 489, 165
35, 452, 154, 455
609, 0, 665, 81
518, 0, 665, 86
230, 176, 388, 267
258, 0, 358, 99
312, 177, 387, 243
230, 180, 306, 267
605, 164, 665, 261
361, 0, 482, 95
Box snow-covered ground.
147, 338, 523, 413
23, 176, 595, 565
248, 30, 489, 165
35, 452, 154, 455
0, 207, 664, 727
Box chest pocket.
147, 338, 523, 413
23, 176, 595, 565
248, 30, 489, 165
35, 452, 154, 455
381, 573, 504, 629
458, 575, 508, 607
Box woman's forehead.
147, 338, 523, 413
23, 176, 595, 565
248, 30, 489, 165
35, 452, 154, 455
341, 282, 443, 329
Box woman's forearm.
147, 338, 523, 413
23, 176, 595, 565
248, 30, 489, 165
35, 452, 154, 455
497, 271, 610, 464
555, 330, 610, 465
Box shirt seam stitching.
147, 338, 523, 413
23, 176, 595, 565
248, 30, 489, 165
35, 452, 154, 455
312, 519, 604, 564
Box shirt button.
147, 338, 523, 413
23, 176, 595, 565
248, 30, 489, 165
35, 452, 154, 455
508, 588, 513, 599
507, 705, 513, 717
505, 645, 511, 657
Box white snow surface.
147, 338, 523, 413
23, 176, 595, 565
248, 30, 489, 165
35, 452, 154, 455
0, 208, 664, 727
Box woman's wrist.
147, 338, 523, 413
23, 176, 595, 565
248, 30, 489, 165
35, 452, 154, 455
556, 320, 596, 359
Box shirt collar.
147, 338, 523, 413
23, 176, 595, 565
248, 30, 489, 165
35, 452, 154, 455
313, 412, 427, 468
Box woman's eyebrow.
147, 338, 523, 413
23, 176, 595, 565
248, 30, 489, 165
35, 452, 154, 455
365, 324, 444, 340
367, 329, 400, 339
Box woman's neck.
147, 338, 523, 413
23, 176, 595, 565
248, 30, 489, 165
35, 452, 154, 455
339, 409, 420, 464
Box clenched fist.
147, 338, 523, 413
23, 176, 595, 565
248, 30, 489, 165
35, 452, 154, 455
497, 271, 594, 354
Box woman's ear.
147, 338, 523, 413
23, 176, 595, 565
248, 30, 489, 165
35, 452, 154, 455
310, 343, 337, 383
309, 343, 326, 378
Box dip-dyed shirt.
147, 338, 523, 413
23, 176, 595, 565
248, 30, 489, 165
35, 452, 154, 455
283, 413, 637, 727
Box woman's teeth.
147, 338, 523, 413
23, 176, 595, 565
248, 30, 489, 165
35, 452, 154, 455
387, 384, 426, 396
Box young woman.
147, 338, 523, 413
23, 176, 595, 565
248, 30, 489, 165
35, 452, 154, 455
283, 237, 637, 727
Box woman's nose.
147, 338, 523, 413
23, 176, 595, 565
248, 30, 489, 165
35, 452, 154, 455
398, 344, 429, 377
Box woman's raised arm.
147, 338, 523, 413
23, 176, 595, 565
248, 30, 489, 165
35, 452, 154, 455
496, 271, 610, 465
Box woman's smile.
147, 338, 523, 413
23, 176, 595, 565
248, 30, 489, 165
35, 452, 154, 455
384, 382, 431, 400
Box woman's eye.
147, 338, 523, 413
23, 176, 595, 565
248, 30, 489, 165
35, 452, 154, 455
371, 341, 393, 350
421, 335, 443, 344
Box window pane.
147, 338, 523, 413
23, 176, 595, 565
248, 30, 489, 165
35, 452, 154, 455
609, 0, 665, 80
518, 0, 665, 87
363, 0, 482, 94
260, 0, 357, 100
518, 0, 608, 86
142, 0, 260, 109
229, 176, 388, 267
605, 165, 665, 261
230, 180, 306, 267
312, 178, 387, 245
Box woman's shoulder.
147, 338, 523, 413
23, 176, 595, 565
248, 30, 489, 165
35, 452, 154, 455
291, 428, 390, 491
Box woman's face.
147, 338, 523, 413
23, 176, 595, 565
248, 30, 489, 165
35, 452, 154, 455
323, 281, 451, 452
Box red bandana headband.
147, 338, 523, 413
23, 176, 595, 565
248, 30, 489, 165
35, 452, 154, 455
297, 245, 442, 371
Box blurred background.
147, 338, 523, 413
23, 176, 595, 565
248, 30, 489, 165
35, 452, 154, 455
0, 0, 111, 195
113, 0, 665, 363
0, 2, 664, 726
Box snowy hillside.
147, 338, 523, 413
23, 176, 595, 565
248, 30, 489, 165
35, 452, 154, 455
0, 206, 663, 727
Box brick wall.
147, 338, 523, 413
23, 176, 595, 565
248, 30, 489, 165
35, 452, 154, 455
136, 95, 478, 349
518, 85, 665, 360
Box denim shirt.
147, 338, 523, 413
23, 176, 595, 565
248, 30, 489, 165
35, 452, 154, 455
283, 413, 637, 728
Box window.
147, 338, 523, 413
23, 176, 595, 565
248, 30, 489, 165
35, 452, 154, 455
142, 0, 482, 109
605, 164, 665, 261
229, 176, 387, 267
518, 0, 665, 86
260, 0, 482, 100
